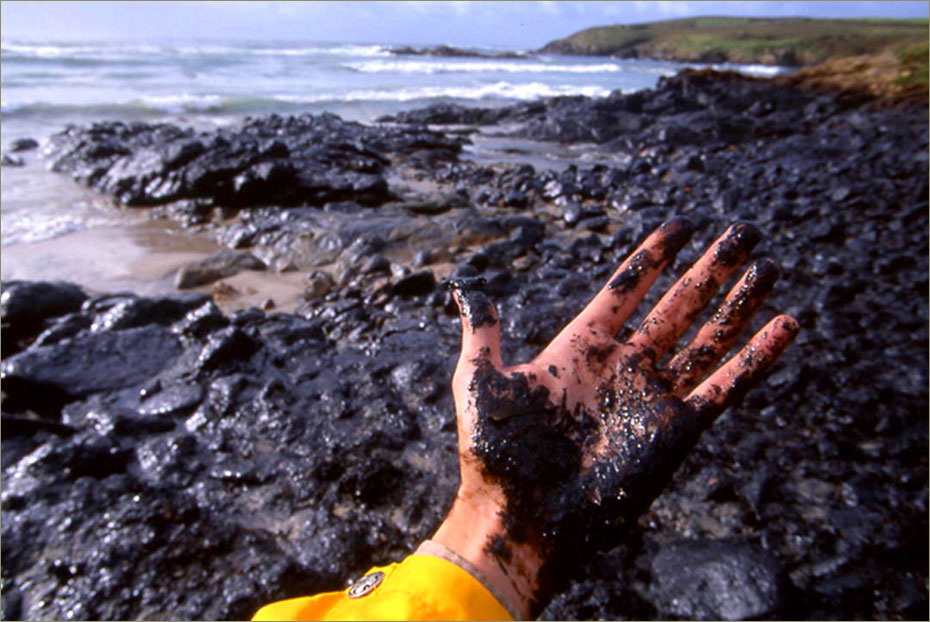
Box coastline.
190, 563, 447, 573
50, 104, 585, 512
1, 125, 602, 313
1, 62, 927, 621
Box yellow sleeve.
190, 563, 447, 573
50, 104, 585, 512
252, 551, 515, 621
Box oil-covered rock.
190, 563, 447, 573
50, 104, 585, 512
3, 69, 927, 620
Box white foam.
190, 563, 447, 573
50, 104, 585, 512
1, 41, 164, 60
716, 63, 791, 77
3, 82, 616, 116
238, 44, 390, 57
663, 59, 793, 77
0, 100, 26, 113
1, 41, 389, 60
345, 59, 624, 74
134, 93, 226, 113
275, 81, 613, 104
1, 93, 227, 115
2, 43, 95, 57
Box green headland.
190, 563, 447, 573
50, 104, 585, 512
538, 16, 928, 67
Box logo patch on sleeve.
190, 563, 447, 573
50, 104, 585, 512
348, 571, 384, 598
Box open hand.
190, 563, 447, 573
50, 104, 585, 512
432, 218, 799, 619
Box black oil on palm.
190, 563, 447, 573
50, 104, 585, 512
467, 354, 705, 611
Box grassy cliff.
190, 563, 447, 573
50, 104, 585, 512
538, 17, 928, 66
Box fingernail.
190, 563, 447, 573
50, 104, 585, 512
608, 250, 657, 292
659, 216, 695, 260
714, 221, 762, 266
445, 276, 487, 293
746, 257, 780, 292
778, 315, 801, 338
660, 215, 695, 234
446, 278, 497, 329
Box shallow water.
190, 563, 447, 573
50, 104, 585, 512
0, 38, 791, 298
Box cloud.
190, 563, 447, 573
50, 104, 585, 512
653, 1, 694, 17
540, 1, 561, 16
401, 0, 428, 13
3, 0, 925, 48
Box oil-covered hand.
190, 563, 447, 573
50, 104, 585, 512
431, 219, 799, 619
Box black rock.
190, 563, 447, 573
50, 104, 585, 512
304, 270, 336, 300
89, 293, 211, 331
196, 327, 258, 372
649, 539, 784, 621
42, 114, 462, 210
1, 325, 182, 413
578, 215, 610, 232
379, 102, 511, 126
1, 153, 25, 166
9, 137, 39, 152
361, 254, 392, 275
562, 202, 583, 226
175, 250, 267, 289
504, 190, 528, 207
3, 67, 928, 622
138, 382, 204, 417
392, 271, 437, 297
1, 281, 88, 356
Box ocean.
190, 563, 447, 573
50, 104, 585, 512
0, 39, 790, 297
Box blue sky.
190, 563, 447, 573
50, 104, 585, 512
2, 1, 927, 48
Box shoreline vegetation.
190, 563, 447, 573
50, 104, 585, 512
386, 44, 527, 59
537, 16, 927, 65
367, 17, 928, 107
537, 16, 928, 105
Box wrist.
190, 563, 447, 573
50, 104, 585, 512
432, 487, 545, 620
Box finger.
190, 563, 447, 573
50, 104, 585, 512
666, 257, 780, 394
558, 217, 694, 342
627, 222, 762, 361
448, 278, 503, 370
685, 314, 799, 423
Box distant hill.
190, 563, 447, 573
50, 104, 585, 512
537, 16, 928, 66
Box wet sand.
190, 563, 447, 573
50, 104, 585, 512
1, 128, 579, 315
1, 218, 310, 314
1, 141, 313, 313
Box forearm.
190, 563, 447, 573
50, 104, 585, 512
432, 488, 544, 620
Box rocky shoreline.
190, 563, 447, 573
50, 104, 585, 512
2, 69, 927, 620
386, 44, 527, 59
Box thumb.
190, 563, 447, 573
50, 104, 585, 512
448, 278, 503, 370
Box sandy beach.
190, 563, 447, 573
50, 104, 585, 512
1, 217, 316, 313
1, 125, 606, 314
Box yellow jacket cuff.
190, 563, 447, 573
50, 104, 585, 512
252, 543, 516, 621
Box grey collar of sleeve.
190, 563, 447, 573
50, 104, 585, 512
414, 540, 523, 620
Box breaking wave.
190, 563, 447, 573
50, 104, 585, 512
1, 82, 618, 118
345, 59, 625, 74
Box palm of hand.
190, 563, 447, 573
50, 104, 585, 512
449, 219, 797, 581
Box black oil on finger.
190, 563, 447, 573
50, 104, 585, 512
657, 216, 695, 261
447, 277, 497, 329
778, 315, 801, 336
609, 219, 694, 294
712, 257, 780, 329
745, 257, 781, 291
668, 344, 718, 379
608, 250, 659, 293
713, 221, 762, 266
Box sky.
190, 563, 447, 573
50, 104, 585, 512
1, 1, 928, 48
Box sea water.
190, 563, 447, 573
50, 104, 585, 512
0, 39, 789, 292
